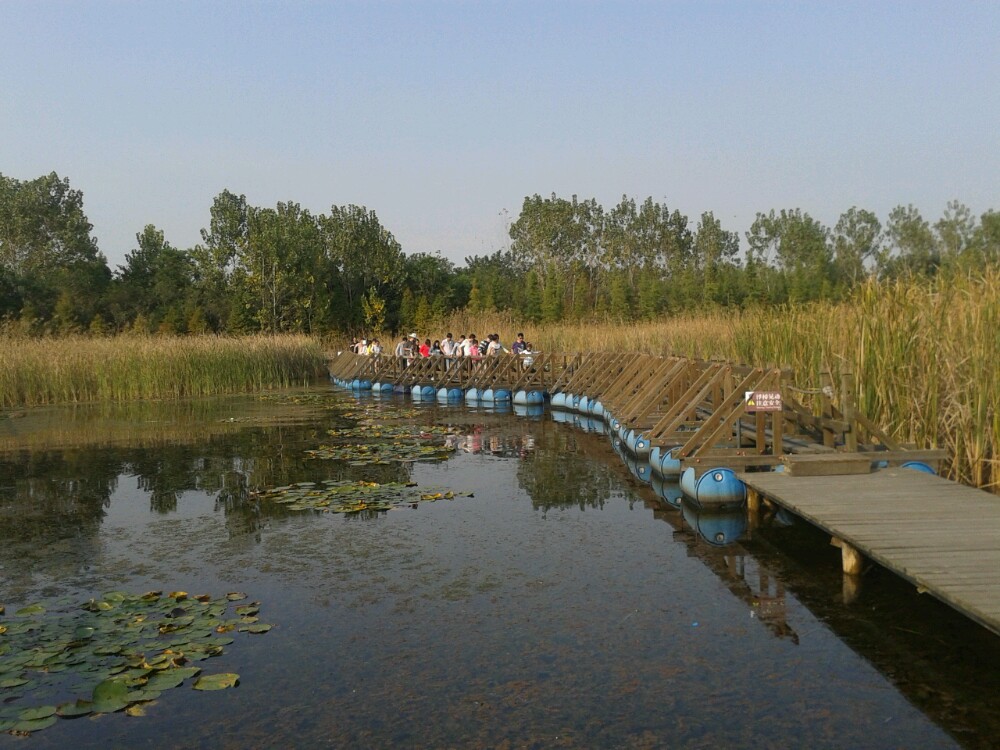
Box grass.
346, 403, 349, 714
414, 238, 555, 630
0, 333, 326, 407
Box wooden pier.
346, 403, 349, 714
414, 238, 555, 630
327, 349, 1000, 637
741, 468, 1000, 637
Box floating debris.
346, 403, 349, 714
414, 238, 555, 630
0, 591, 271, 735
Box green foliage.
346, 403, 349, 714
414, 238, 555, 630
2, 171, 1000, 336
361, 286, 387, 333
0, 590, 269, 734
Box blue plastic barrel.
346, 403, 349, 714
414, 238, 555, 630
901, 460, 936, 474
680, 466, 747, 509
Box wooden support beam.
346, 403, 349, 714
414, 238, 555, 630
831, 536, 864, 576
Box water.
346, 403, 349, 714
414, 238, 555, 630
1, 389, 999, 748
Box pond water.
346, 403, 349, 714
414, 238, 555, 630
2, 388, 1000, 749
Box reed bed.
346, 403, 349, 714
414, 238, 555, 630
445, 271, 999, 490
0, 334, 326, 407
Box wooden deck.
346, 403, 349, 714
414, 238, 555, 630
739, 468, 1000, 636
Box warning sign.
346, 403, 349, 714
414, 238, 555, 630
745, 390, 782, 412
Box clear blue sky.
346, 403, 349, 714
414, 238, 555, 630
2, 1, 998, 269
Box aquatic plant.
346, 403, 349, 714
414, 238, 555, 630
0, 334, 325, 407
0, 591, 270, 735
253, 479, 472, 513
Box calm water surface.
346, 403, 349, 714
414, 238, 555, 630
2, 389, 999, 749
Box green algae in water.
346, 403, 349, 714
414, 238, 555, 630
0, 591, 271, 735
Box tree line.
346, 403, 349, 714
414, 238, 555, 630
1, 171, 998, 336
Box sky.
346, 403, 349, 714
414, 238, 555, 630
2, 1, 998, 270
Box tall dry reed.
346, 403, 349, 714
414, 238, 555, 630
0, 334, 326, 407
441, 272, 999, 490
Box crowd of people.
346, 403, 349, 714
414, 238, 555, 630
349, 331, 536, 367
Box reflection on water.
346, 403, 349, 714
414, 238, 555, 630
1, 390, 998, 748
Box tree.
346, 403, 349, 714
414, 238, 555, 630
239, 202, 324, 332
0, 172, 110, 325
192, 190, 248, 330
831, 207, 882, 288
934, 200, 977, 266
115, 225, 194, 329
747, 209, 832, 302
884, 204, 938, 276
693, 212, 740, 303
361, 286, 387, 333
972, 210, 1000, 266
320, 205, 404, 331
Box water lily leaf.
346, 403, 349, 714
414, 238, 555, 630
0, 677, 29, 688
145, 666, 200, 691
56, 700, 93, 718
18, 706, 56, 721
192, 673, 239, 691
125, 689, 161, 702
15, 603, 45, 616
13, 715, 57, 733
238, 623, 272, 634
168, 591, 188, 601
91, 697, 129, 715
92, 678, 128, 705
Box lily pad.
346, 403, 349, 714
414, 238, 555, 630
238, 623, 272, 634
0, 591, 271, 734
18, 705, 56, 721
145, 666, 201, 691
192, 673, 239, 691
91, 679, 130, 713
13, 715, 57, 733
254, 479, 473, 514
56, 700, 93, 718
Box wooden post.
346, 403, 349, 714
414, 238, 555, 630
842, 573, 861, 605
746, 488, 761, 530
820, 370, 836, 448
840, 372, 858, 452
831, 536, 863, 575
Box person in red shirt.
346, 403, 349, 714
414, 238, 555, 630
419, 338, 431, 357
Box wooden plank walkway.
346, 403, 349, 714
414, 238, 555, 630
739, 468, 1000, 636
